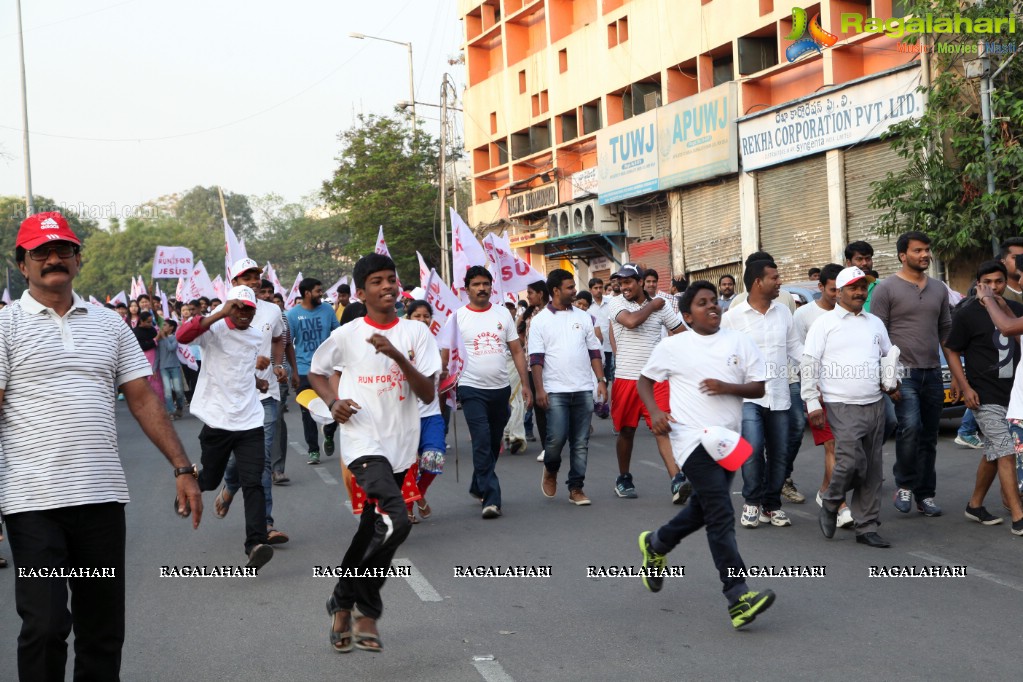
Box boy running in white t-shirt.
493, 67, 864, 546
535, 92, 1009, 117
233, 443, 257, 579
308, 254, 440, 653
635, 281, 777, 629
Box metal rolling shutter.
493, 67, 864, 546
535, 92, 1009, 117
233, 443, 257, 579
845, 141, 904, 278
627, 237, 671, 286
689, 262, 744, 293
681, 178, 741, 273
625, 201, 670, 241
757, 155, 831, 283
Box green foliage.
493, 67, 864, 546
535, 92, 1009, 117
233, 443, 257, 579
321, 114, 441, 281
871, 0, 1023, 259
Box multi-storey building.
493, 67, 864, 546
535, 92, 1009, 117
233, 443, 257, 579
459, 0, 921, 289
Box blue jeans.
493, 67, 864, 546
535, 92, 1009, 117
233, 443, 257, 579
271, 381, 289, 474
225, 398, 279, 525
544, 391, 592, 491
785, 382, 805, 481
160, 366, 185, 413
958, 408, 978, 437
740, 402, 790, 512
893, 368, 943, 499
649, 444, 749, 603
458, 385, 511, 509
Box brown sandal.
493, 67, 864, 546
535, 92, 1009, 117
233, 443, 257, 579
353, 613, 383, 652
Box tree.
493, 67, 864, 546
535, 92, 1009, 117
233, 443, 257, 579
321, 114, 441, 281
0, 195, 99, 298
871, 0, 1023, 259
172, 186, 258, 240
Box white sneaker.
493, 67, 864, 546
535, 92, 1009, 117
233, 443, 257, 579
741, 504, 761, 528
759, 509, 792, 527
536, 450, 545, 462
837, 506, 854, 528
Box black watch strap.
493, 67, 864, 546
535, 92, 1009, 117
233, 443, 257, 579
174, 464, 198, 479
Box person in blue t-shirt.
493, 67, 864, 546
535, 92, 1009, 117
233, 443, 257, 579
286, 277, 340, 465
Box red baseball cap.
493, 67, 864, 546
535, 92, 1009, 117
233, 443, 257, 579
17, 212, 81, 251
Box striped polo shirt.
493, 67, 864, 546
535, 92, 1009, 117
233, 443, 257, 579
608, 295, 685, 380
0, 291, 152, 515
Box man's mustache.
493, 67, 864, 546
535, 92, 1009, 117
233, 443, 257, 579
41, 265, 70, 276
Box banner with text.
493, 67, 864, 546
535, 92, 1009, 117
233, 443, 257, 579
658, 82, 738, 189
151, 246, 194, 279
738, 66, 922, 171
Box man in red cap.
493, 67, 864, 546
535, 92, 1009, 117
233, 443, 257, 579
0, 212, 203, 680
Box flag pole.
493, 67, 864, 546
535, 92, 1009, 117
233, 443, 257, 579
216, 186, 229, 224
452, 406, 459, 483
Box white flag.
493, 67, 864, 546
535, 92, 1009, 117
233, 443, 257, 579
88, 294, 102, 306
224, 218, 247, 276
436, 304, 468, 409
374, 226, 403, 292
416, 251, 430, 289
176, 343, 199, 371
423, 269, 462, 333
137, 276, 148, 296
482, 232, 544, 301
1, 288, 10, 305
212, 275, 227, 301
325, 274, 348, 299
156, 282, 170, 320
450, 208, 487, 298
262, 262, 287, 297
186, 261, 215, 300
285, 272, 303, 310
175, 276, 187, 302
110, 291, 127, 306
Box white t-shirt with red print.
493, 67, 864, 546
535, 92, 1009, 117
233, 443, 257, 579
448, 303, 518, 390
309, 316, 441, 472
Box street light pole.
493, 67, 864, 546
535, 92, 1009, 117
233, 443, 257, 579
349, 32, 416, 133
439, 76, 449, 283
15, 0, 34, 218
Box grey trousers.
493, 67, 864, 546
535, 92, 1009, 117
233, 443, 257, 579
823, 399, 885, 535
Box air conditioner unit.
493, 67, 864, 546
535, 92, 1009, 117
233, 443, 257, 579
570, 198, 620, 235
547, 207, 571, 238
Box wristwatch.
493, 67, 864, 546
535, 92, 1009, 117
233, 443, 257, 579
174, 464, 198, 479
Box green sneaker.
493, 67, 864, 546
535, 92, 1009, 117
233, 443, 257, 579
728, 590, 776, 629
323, 438, 335, 457
307, 451, 320, 466
637, 531, 667, 593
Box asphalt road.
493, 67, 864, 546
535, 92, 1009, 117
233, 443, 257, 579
1, 403, 1022, 681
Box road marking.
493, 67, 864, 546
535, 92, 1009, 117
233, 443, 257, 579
639, 460, 664, 470
782, 508, 817, 521
314, 468, 338, 485
472, 658, 515, 682
909, 551, 1023, 593
392, 558, 442, 602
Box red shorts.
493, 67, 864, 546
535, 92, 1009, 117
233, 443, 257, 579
612, 378, 670, 431
808, 405, 835, 446
344, 462, 421, 516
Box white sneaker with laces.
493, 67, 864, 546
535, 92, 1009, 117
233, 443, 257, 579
837, 506, 854, 528
759, 509, 792, 527
741, 504, 761, 528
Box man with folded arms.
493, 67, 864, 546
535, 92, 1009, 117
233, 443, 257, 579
802, 267, 898, 548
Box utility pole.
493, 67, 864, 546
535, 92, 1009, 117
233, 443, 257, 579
16, 0, 34, 218
976, 39, 1019, 255
439, 74, 450, 283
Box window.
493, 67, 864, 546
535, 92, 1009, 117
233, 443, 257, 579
559, 48, 568, 73
519, 70, 527, 94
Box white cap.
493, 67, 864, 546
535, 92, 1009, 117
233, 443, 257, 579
835, 266, 875, 288
226, 285, 257, 308
230, 258, 260, 281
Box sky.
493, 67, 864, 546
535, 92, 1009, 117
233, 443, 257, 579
0, 0, 464, 223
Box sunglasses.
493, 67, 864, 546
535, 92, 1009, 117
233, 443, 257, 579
28, 243, 79, 261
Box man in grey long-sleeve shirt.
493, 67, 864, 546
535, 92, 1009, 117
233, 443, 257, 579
869, 230, 952, 518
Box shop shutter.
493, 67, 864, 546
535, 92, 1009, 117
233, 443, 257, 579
626, 201, 670, 241
757, 155, 830, 283
845, 141, 905, 278
689, 261, 744, 293
627, 237, 671, 288
681, 178, 741, 273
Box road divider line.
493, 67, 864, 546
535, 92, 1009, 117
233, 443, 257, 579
392, 558, 442, 602
472, 659, 515, 682
909, 551, 1023, 593
639, 460, 663, 470
314, 468, 338, 486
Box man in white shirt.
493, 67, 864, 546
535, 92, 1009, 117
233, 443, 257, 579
442, 266, 531, 519
177, 285, 275, 569
307, 253, 440, 653
217, 258, 290, 544
722, 258, 803, 529
636, 280, 777, 629
607, 263, 688, 502
530, 270, 607, 505
0, 212, 201, 680
789, 264, 853, 527
802, 267, 897, 548
588, 277, 614, 383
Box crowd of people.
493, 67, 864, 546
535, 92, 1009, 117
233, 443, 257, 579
1, 211, 1022, 676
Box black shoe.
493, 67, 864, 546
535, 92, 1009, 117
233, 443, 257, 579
819, 505, 837, 538
246, 544, 275, 569
728, 590, 776, 629
855, 532, 891, 548
323, 438, 335, 457
526, 433, 537, 442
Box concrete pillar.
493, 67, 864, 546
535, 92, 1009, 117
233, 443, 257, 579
826, 149, 847, 264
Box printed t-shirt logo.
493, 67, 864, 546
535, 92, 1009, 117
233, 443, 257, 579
473, 331, 503, 355
727, 354, 740, 367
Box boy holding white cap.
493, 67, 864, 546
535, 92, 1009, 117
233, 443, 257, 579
801, 266, 897, 548
176, 284, 275, 569
635, 281, 777, 629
